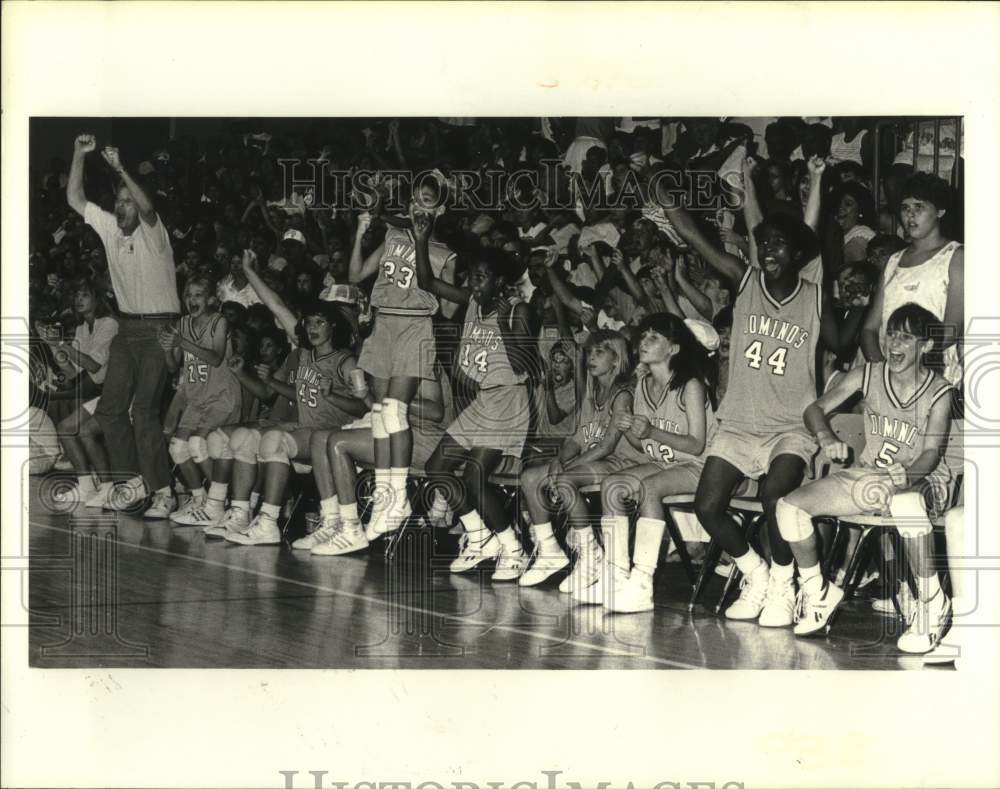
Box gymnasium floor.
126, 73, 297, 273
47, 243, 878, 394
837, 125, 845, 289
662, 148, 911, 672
25, 477, 939, 670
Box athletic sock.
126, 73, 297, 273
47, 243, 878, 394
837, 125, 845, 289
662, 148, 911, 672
770, 560, 795, 583
533, 521, 559, 551
260, 502, 281, 521
373, 468, 390, 509
207, 481, 228, 503
388, 467, 409, 510
495, 527, 521, 553
319, 495, 340, 520
460, 511, 488, 543
339, 501, 360, 525
734, 547, 764, 576
600, 515, 631, 571
230, 499, 250, 512
248, 492, 261, 511
633, 517, 667, 577
190, 488, 207, 505
799, 563, 823, 594
153, 484, 170, 496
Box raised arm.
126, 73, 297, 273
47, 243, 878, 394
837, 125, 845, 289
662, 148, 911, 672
411, 208, 469, 305
101, 146, 158, 226
241, 250, 299, 342
672, 256, 713, 319
860, 272, 887, 363
348, 212, 383, 284
740, 155, 764, 237
608, 248, 650, 308
67, 134, 95, 217
803, 156, 826, 232
662, 203, 746, 287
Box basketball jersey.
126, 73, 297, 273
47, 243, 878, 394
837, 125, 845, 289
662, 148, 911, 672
881, 241, 961, 386
633, 371, 716, 465
859, 362, 953, 470
718, 268, 821, 433
370, 226, 455, 317
266, 349, 299, 423
293, 348, 357, 428
456, 296, 528, 389
178, 313, 242, 408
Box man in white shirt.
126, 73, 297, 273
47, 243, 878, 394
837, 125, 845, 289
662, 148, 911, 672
66, 134, 181, 517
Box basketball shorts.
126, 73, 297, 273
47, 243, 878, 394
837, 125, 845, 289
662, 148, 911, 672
708, 423, 817, 481
358, 313, 436, 381
823, 464, 956, 518
447, 384, 529, 458
177, 394, 243, 434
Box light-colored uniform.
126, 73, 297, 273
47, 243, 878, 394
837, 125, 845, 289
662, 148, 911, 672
358, 226, 455, 381
633, 371, 715, 470
177, 313, 243, 431
710, 267, 821, 478
447, 297, 530, 457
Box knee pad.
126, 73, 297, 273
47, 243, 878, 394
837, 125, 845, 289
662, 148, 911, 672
169, 436, 191, 465
188, 435, 209, 465
371, 404, 388, 440
381, 398, 409, 434
775, 497, 814, 542
890, 491, 933, 536
206, 428, 233, 460
259, 430, 294, 465
230, 427, 261, 464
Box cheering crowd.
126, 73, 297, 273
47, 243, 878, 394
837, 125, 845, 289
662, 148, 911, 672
28, 116, 968, 662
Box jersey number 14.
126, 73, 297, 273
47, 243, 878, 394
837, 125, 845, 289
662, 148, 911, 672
460, 344, 489, 373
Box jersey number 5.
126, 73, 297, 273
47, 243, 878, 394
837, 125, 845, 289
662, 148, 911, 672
744, 341, 787, 376
874, 440, 900, 469
383, 260, 415, 289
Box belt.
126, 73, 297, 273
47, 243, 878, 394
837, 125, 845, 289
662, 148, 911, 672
119, 312, 179, 321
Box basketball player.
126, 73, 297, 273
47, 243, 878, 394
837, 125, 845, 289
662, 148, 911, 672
662, 196, 839, 626
776, 304, 954, 652
349, 182, 457, 540
412, 207, 538, 580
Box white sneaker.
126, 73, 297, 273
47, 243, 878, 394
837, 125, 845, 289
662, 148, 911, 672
725, 564, 770, 620
225, 514, 281, 545
449, 533, 500, 573
714, 561, 735, 579
492, 545, 529, 581
142, 490, 176, 519
108, 479, 149, 512
170, 495, 202, 522
172, 499, 224, 527
569, 548, 616, 605
84, 481, 115, 509
872, 582, 916, 619
205, 506, 250, 538
310, 523, 369, 556
518, 543, 571, 587
793, 580, 845, 636
759, 574, 796, 627
604, 572, 654, 613
923, 626, 966, 665
292, 516, 342, 550
365, 499, 412, 542
898, 589, 952, 654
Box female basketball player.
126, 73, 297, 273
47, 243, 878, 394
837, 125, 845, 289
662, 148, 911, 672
776, 304, 954, 652
224, 302, 367, 545
518, 329, 640, 592
597, 313, 720, 613
662, 189, 840, 627
412, 206, 538, 580
159, 275, 243, 523
349, 182, 457, 540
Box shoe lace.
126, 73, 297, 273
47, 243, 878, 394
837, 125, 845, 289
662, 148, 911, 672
793, 587, 808, 623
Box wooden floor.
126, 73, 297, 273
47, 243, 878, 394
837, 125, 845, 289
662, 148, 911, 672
26, 477, 943, 670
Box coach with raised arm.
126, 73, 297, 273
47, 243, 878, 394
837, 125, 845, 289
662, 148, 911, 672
67, 134, 180, 517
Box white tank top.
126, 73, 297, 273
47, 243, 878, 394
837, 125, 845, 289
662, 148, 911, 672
830, 130, 868, 165
880, 240, 961, 385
